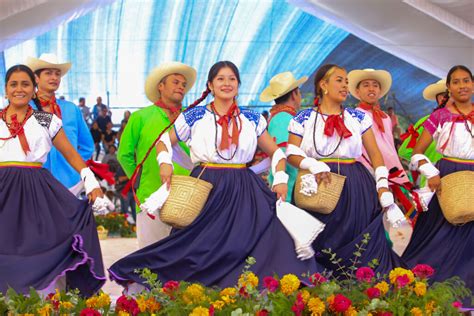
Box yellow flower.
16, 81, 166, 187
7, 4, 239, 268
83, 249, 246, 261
300, 290, 310, 304
326, 294, 335, 305
425, 300, 436, 315
220, 287, 237, 297
183, 284, 206, 304
59, 301, 74, 310
118, 312, 130, 316
410, 307, 423, 316
389, 268, 415, 285
307, 297, 325, 316
189, 306, 209, 316
212, 300, 225, 310
86, 296, 98, 308
344, 306, 357, 316
238, 272, 259, 288
414, 282, 427, 297
97, 292, 111, 308
37, 304, 52, 316
221, 295, 236, 305
146, 297, 161, 312
374, 281, 389, 295
52, 289, 61, 301
137, 296, 148, 312
280, 274, 300, 296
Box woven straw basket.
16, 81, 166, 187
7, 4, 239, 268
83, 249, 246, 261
437, 170, 474, 225
160, 174, 213, 228
294, 170, 346, 214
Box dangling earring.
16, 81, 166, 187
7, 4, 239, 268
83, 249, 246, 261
324, 89, 328, 95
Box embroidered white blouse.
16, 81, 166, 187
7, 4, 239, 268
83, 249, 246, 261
174, 106, 267, 164
423, 107, 474, 159
0, 111, 62, 163
288, 108, 372, 159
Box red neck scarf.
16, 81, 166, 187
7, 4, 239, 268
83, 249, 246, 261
269, 104, 297, 122
0, 106, 33, 154
211, 101, 240, 150
39, 95, 61, 119
154, 99, 182, 114
318, 107, 352, 138
440, 102, 474, 151
400, 124, 419, 149
358, 102, 387, 132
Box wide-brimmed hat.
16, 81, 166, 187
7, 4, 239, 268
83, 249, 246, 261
259, 72, 308, 102
145, 62, 197, 103
422, 79, 446, 101
348, 68, 392, 100
26, 53, 72, 76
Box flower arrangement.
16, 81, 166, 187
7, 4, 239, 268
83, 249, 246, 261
94, 212, 136, 238
0, 238, 471, 315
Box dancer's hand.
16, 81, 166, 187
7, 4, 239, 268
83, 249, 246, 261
160, 163, 173, 189
316, 172, 331, 186
272, 183, 288, 201
88, 187, 104, 203
427, 175, 441, 192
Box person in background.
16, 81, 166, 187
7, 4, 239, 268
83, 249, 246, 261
90, 121, 103, 160
92, 96, 109, 120
102, 121, 117, 153
78, 97, 91, 126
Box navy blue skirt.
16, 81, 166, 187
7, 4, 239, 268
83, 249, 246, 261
306, 162, 405, 277
109, 166, 321, 288
0, 166, 106, 296
402, 158, 473, 306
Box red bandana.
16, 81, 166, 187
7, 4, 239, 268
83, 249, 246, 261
211, 101, 240, 150
358, 102, 387, 132
318, 107, 352, 138
269, 104, 297, 122
154, 99, 182, 114
39, 95, 62, 118
400, 124, 419, 149
0, 106, 33, 154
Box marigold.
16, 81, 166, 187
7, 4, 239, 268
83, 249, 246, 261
221, 295, 236, 305
389, 268, 414, 285
212, 300, 225, 310
410, 307, 423, 316
326, 294, 335, 305
280, 274, 300, 296
86, 297, 99, 309
374, 281, 389, 295
117, 312, 130, 316
238, 271, 259, 288
413, 282, 427, 297
307, 297, 325, 316
60, 301, 74, 310
37, 304, 52, 316
189, 306, 209, 316
220, 287, 237, 297
425, 300, 436, 314
183, 284, 206, 304
300, 290, 310, 304
344, 306, 357, 316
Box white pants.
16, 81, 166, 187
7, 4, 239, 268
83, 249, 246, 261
136, 211, 172, 249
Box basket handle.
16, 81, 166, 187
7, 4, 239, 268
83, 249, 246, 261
196, 164, 208, 180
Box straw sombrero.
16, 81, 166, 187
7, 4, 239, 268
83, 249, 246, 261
348, 68, 392, 100
260, 72, 308, 103
145, 62, 197, 103
422, 79, 446, 101
26, 53, 72, 76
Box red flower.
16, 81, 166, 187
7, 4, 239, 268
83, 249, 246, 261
379, 312, 393, 316
395, 275, 410, 288
309, 273, 328, 285
331, 294, 352, 313
412, 264, 435, 279
356, 267, 375, 282
263, 276, 279, 292
46, 293, 60, 310
291, 293, 305, 316
452, 301, 462, 309
209, 304, 215, 316
366, 287, 381, 299
80, 308, 101, 316
256, 310, 269, 316
115, 295, 140, 315
239, 286, 249, 298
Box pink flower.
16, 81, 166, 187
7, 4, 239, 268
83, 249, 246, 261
332, 294, 352, 313
366, 287, 381, 299
163, 280, 179, 291
263, 276, 279, 292
395, 275, 410, 288
356, 267, 375, 283
115, 295, 140, 316
291, 293, 305, 316
80, 308, 101, 316
452, 301, 462, 309
209, 304, 215, 316
412, 264, 435, 279
309, 273, 328, 285
239, 286, 249, 298
256, 310, 269, 316
379, 312, 393, 316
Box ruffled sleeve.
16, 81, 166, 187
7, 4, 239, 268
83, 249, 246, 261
288, 109, 312, 137
360, 112, 373, 134
48, 114, 63, 139
256, 114, 267, 137
174, 112, 191, 142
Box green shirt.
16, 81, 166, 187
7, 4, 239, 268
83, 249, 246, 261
267, 112, 298, 203
118, 105, 190, 208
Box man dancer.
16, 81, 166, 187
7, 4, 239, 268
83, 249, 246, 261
118, 62, 196, 248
